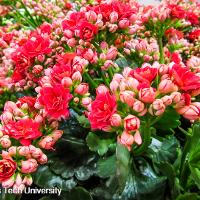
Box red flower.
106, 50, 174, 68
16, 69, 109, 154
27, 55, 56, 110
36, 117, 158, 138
3, 119, 42, 146
170, 64, 200, 92
38, 84, 72, 119
21, 36, 52, 58
130, 67, 158, 85
17, 96, 36, 111
78, 21, 98, 41
56, 52, 76, 65
0, 159, 16, 182
186, 12, 199, 25
62, 12, 86, 31
11, 51, 33, 82
169, 4, 186, 19
50, 63, 71, 85
188, 29, 200, 40
88, 89, 117, 131
165, 28, 183, 39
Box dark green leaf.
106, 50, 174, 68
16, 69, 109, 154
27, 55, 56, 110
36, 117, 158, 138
96, 155, 116, 178
116, 143, 130, 192
155, 107, 181, 131
176, 193, 200, 200
86, 132, 114, 156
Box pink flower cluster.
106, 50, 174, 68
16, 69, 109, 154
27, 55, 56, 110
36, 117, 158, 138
0, 0, 199, 192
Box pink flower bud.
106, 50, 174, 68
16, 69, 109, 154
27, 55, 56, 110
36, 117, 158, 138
158, 79, 178, 94
8, 146, 17, 156
161, 95, 172, 106
37, 154, 48, 164
149, 99, 165, 116
108, 24, 118, 33
51, 130, 63, 141
123, 67, 132, 78
2, 177, 14, 188
31, 148, 43, 159
34, 114, 43, 123
118, 131, 134, 151
159, 64, 169, 75
1, 111, 13, 124
120, 90, 135, 107
61, 77, 73, 88
139, 87, 156, 103
110, 114, 122, 127
82, 97, 92, 107
113, 74, 124, 83
86, 11, 97, 22
4, 101, 18, 112
37, 55, 45, 63
96, 85, 109, 95
124, 115, 140, 132
23, 176, 33, 186
13, 183, 25, 193
18, 146, 30, 157
83, 49, 94, 61
126, 77, 139, 90
0, 135, 11, 148
170, 92, 182, 104
21, 159, 38, 174
110, 80, 119, 93
75, 83, 89, 95
110, 11, 118, 23
132, 100, 145, 112
72, 71, 82, 82
64, 30, 74, 38
32, 65, 43, 74
15, 174, 22, 186
106, 47, 118, 60
119, 19, 130, 29
38, 136, 55, 150
67, 38, 76, 47
134, 131, 142, 145
176, 102, 200, 120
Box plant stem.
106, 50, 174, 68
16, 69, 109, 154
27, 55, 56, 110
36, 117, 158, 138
134, 121, 152, 156
83, 72, 97, 89
158, 36, 164, 64
108, 68, 114, 81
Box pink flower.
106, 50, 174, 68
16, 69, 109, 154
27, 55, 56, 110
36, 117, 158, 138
158, 79, 178, 94
38, 136, 55, 150
0, 135, 11, 148
139, 87, 156, 103
110, 114, 122, 127
3, 119, 42, 146
176, 102, 200, 120
2, 177, 15, 188
38, 85, 72, 120
120, 90, 135, 107
118, 131, 134, 151
21, 159, 38, 174
170, 64, 200, 94
124, 115, 140, 132
149, 99, 165, 116
75, 83, 89, 95
88, 89, 117, 131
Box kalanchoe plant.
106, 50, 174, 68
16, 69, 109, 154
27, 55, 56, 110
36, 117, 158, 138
0, 0, 199, 199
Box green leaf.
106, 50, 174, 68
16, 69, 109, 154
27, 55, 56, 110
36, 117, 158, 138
33, 165, 77, 191
176, 193, 200, 200
115, 158, 166, 200
76, 115, 90, 128
155, 107, 181, 131
86, 132, 114, 156
96, 155, 116, 178
147, 135, 180, 164
116, 143, 130, 192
